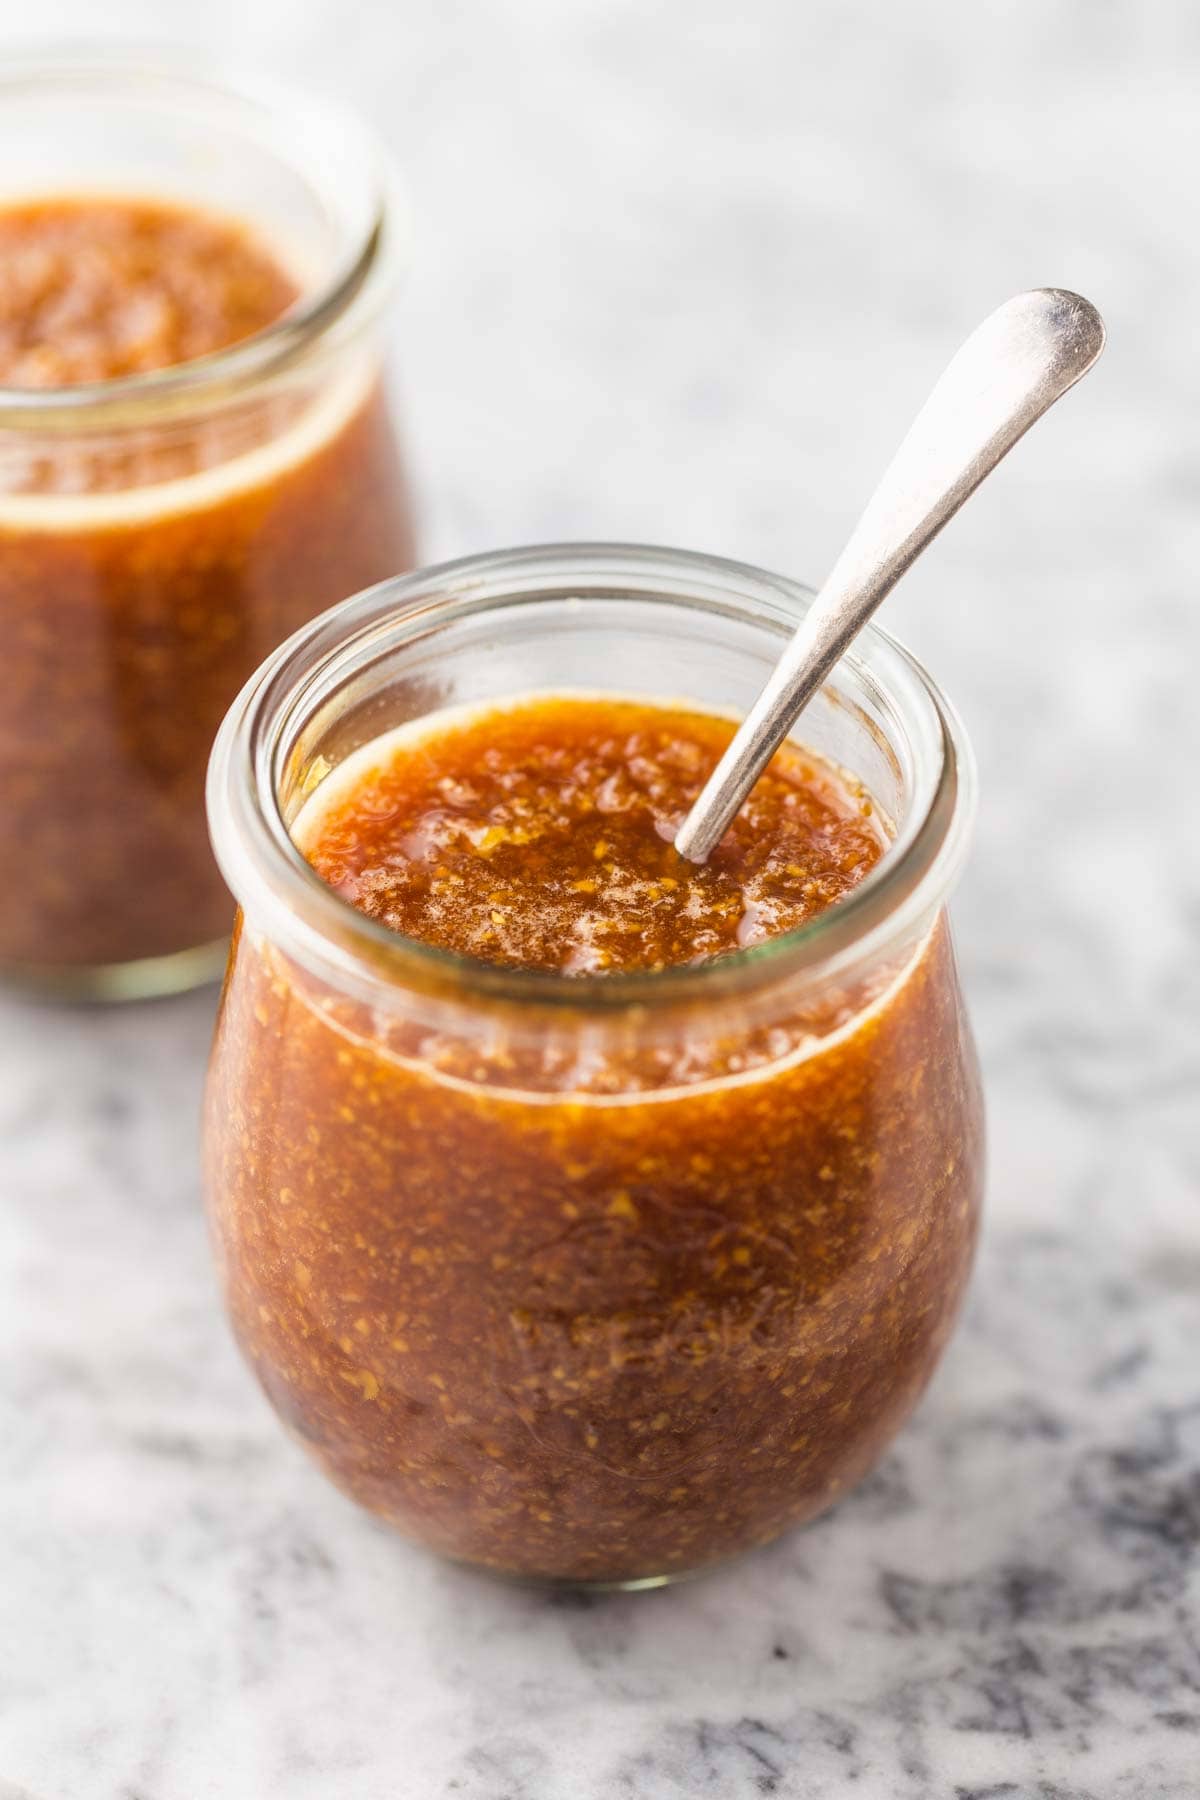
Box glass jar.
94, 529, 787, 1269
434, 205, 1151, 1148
204, 544, 984, 1588
0, 53, 415, 999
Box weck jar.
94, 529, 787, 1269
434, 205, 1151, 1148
0, 53, 415, 998
204, 544, 985, 1588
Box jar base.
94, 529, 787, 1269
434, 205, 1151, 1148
464, 1565, 688, 1594
440, 1544, 733, 1594
2, 937, 228, 1004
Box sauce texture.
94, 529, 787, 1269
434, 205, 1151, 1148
0, 197, 298, 386
298, 697, 886, 974
205, 693, 984, 1583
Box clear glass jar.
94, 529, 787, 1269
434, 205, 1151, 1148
0, 53, 415, 999
204, 544, 984, 1588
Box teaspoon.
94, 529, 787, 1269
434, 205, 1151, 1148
674, 288, 1106, 863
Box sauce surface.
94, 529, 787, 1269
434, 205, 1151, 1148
0, 196, 297, 386
298, 697, 886, 974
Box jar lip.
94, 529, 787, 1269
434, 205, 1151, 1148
209, 542, 978, 1012
0, 49, 399, 426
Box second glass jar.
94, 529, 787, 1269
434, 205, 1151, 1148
0, 55, 415, 998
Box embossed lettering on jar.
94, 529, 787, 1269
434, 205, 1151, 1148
204, 546, 985, 1587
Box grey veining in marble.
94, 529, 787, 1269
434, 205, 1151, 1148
2, 2, 1199, 1797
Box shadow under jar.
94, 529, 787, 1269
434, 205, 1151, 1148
204, 545, 984, 1588
0, 55, 415, 999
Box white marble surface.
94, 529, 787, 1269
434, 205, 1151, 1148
2, 2, 1199, 1796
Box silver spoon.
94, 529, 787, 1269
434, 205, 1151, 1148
674, 287, 1106, 863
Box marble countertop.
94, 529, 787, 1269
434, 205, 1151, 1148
2, 2, 1199, 1796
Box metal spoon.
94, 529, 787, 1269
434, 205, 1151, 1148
673, 287, 1106, 863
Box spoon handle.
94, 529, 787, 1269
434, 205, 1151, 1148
674, 287, 1106, 863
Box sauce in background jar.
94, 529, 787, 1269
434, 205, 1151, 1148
204, 549, 985, 1587
0, 59, 416, 998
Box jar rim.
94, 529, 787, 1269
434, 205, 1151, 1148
0, 49, 399, 427
208, 542, 978, 1012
